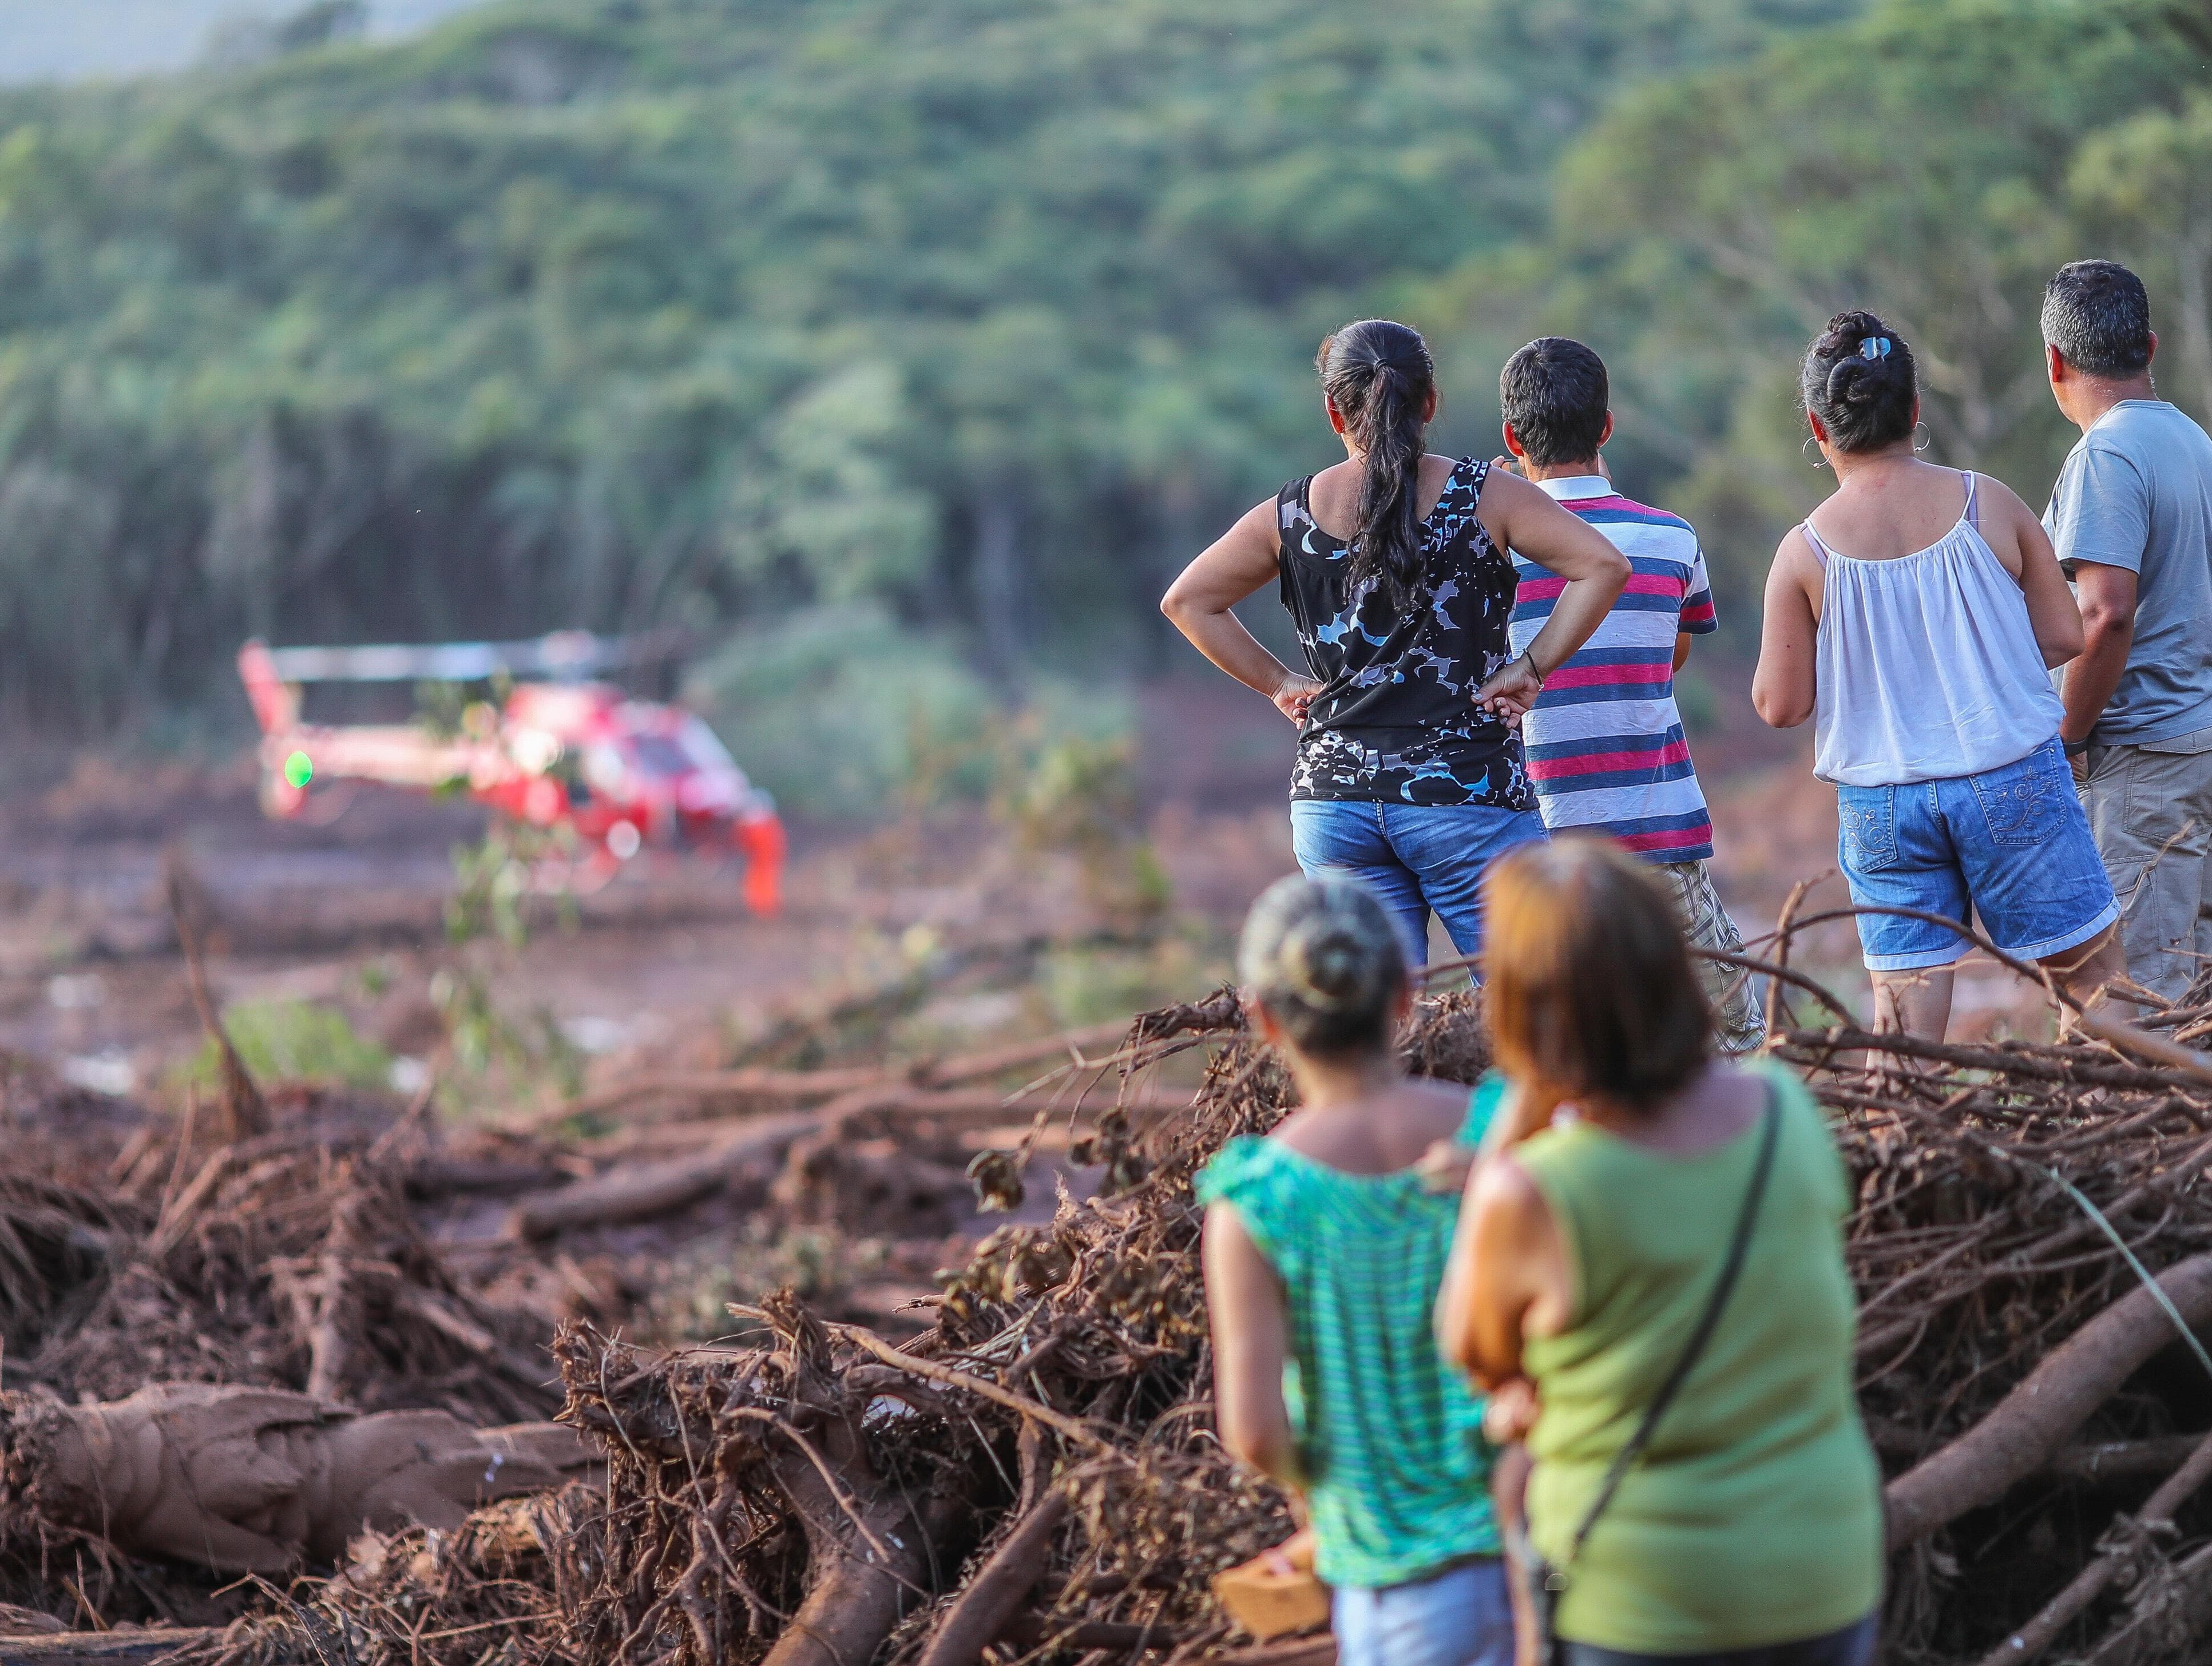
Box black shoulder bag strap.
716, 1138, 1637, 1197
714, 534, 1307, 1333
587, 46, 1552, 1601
1555, 1084, 1782, 1581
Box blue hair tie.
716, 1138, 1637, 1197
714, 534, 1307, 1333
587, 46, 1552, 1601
1858, 336, 1892, 361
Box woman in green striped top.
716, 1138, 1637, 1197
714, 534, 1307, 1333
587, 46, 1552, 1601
1199, 875, 1513, 1666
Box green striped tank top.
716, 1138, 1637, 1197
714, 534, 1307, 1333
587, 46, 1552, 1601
1512, 1063, 1882, 1653
1196, 1093, 1497, 1590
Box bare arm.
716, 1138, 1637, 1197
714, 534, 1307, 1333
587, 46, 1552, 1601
1437, 1153, 1566, 1389
1674, 632, 1693, 674
1472, 470, 1631, 720
1202, 1203, 1305, 1488
2062, 562, 2138, 744
1980, 476, 2084, 668
1161, 501, 1321, 724
1751, 531, 1821, 729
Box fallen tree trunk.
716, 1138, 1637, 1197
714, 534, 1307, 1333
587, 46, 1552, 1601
2046, 1435, 2209, 1484
0, 1631, 221, 1664
2083, 1538, 2212, 1665
1884, 1252, 2212, 1550
1, 1383, 593, 1573
1980, 1427, 2212, 1665
515, 1022, 1137, 1133
916, 1491, 1071, 1666
505, 1086, 1192, 1237
504, 1112, 818, 1239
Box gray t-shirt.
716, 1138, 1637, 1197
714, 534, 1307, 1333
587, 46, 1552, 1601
2045, 399, 2212, 744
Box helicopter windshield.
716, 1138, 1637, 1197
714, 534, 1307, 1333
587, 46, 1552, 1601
627, 734, 693, 778
679, 716, 739, 772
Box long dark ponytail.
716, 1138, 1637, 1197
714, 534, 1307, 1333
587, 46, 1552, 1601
1317, 319, 1436, 609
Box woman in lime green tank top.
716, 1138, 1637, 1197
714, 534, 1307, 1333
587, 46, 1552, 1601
1437, 838, 1882, 1666
1200, 875, 1514, 1666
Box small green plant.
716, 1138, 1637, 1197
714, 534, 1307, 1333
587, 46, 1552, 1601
994, 728, 1171, 922
184, 999, 391, 1091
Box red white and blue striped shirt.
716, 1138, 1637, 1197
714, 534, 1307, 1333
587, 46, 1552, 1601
1506, 476, 1718, 863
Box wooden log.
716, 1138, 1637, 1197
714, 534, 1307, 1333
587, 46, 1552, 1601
2082, 1538, 2212, 1665
2045, 1434, 2209, 1484
403, 1157, 564, 1197
916, 1492, 1072, 1666
1980, 1427, 2212, 1665
504, 1112, 819, 1239
511, 1021, 1133, 1133
757, 1412, 948, 1666
0, 1630, 220, 1664
1885, 1251, 2212, 1550
1002, 1615, 1187, 1652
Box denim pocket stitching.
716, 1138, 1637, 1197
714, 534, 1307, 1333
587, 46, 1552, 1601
1971, 747, 2064, 849
1838, 788, 1897, 873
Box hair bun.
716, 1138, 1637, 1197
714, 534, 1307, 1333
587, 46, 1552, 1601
1282, 919, 1377, 1011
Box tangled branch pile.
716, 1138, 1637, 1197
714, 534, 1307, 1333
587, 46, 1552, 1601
14, 953, 2212, 1666
212, 978, 2212, 1666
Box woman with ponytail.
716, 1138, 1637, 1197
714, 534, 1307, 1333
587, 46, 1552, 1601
1164, 320, 1628, 966
1753, 310, 2123, 1037
1200, 874, 1516, 1666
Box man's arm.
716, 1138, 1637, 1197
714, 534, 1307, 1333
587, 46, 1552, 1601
2062, 562, 2139, 745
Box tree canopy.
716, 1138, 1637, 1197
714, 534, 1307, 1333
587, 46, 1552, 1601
0, 0, 2203, 736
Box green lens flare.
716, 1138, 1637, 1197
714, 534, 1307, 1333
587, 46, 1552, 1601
283, 751, 314, 790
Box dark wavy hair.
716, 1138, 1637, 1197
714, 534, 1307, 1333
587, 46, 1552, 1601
1317, 319, 1436, 609
1801, 310, 1917, 455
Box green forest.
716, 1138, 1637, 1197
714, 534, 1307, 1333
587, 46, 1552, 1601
0, 0, 2206, 758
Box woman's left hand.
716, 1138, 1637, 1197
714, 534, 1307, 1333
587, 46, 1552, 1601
1476, 653, 1543, 726
1482, 1376, 1541, 1445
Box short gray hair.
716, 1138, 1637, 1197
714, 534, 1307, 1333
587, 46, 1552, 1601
2042, 260, 2151, 378
1239, 874, 1407, 1057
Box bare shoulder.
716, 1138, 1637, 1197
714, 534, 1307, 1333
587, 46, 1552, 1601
1270, 1077, 1473, 1171
1470, 1148, 1547, 1225
1768, 524, 1821, 590
1973, 470, 2036, 520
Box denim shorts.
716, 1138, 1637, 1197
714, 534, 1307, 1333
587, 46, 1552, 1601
1333, 1556, 1515, 1666
1835, 737, 2118, 972
1289, 799, 1548, 967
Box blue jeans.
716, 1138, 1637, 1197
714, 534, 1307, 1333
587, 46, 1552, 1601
1290, 800, 1547, 966
1836, 737, 2117, 971
1334, 1557, 1516, 1666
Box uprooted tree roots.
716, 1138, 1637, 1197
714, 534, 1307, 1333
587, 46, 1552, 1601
138, 978, 2212, 1666
17, 972, 2212, 1666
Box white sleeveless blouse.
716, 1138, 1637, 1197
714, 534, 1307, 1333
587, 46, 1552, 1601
1803, 473, 2062, 787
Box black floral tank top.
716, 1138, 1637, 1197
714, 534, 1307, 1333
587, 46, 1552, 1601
1277, 456, 1533, 808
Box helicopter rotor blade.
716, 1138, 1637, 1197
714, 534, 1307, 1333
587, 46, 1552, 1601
260, 628, 690, 684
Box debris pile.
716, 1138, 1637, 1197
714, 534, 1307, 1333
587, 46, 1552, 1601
12, 958, 2212, 1666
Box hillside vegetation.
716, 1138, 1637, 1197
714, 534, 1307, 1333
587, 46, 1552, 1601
0, 0, 2203, 740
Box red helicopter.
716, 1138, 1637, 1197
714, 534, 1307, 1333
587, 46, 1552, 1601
238, 632, 786, 914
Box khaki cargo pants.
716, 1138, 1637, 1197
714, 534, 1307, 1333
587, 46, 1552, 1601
2079, 727, 2212, 1005
1654, 858, 1767, 1054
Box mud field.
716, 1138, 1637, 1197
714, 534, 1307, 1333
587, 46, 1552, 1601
6, 673, 2183, 1666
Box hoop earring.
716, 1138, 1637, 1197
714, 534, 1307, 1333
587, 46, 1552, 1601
1802, 435, 1829, 470
1912, 422, 1932, 454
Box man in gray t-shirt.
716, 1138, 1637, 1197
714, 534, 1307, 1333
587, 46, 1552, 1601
2044, 260, 2212, 1001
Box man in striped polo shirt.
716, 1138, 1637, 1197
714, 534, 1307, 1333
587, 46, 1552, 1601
1498, 337, 1763, 1051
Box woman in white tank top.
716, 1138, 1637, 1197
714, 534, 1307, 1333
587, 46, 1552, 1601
1753, 311, 2122, 1038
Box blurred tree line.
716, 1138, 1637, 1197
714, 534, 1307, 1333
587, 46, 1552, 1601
0, 0, 2203, 737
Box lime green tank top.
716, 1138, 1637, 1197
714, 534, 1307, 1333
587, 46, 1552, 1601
1509, 1064, 1882, 1653
1196, 1092, 1498, 1590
